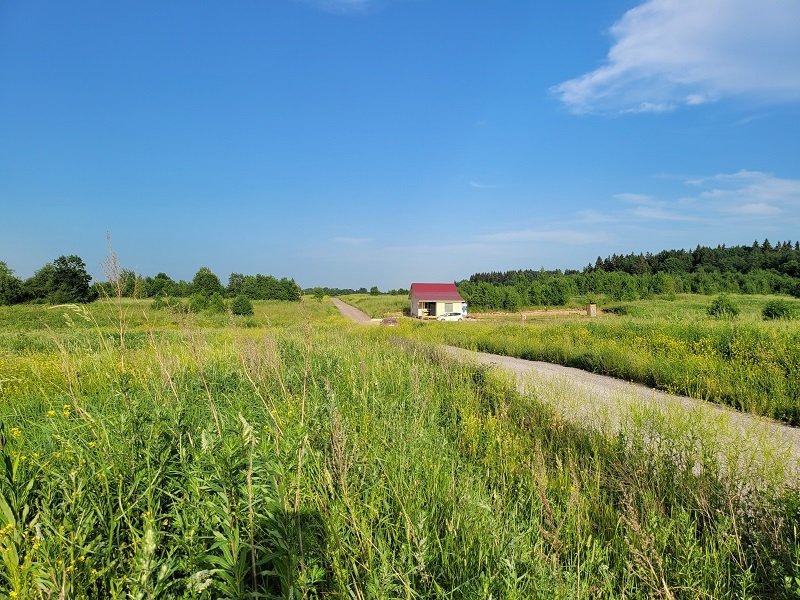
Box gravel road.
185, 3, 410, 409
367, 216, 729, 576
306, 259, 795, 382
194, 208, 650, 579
331, 298, 375, 324
333, 298, 800, 461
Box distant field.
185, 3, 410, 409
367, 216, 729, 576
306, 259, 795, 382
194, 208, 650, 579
338, 293, 408, 317
1, 298, 799, 597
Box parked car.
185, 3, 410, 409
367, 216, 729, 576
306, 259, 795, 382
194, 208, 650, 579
380, 318, 398, 326
437, 312, 463, 322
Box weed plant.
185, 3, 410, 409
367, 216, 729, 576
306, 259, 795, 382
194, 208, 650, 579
0, 300, 799, 597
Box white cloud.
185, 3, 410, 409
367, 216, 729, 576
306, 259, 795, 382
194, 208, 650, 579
610, 170, 800, 222
552, 0, 800, 114
691, 170, 800, 207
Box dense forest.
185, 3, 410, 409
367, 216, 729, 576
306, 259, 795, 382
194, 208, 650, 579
460, 240, 800, 310
0, 257, 302, 306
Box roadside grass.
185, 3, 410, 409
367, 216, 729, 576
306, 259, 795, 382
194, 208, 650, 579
391, 294, 800, 425
1, 300, 799, 597
339, 294, 408, 318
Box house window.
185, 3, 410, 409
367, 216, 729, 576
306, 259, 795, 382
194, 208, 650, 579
445, 303, 453, 312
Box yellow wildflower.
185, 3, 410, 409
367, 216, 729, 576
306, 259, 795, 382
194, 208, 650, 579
10, 427, 21, 439
47, 410, 56, 417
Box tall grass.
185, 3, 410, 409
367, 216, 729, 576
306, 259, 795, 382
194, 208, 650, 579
395, 296, 800, 425
1, 300, 799, 597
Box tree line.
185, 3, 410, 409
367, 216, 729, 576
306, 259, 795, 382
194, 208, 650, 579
460, 240, 800, 310
302, 286, 410, 297
0, 256, 302, 306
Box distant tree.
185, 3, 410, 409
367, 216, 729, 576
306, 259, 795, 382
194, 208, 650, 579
170, 280, 192, 297
147, 272, 175, 297
192, 267, 224, 297
312, 287, 325, 302
47, 255, 94, 303
369, 286, 380, 296
502, 287, 522, 311
231, 295, 254, 316
227, 273, 245, 297
0, 262, 24, 305
24, 263, 56, 302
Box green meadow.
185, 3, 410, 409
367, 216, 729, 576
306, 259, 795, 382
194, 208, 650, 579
1, 298, 799, 598
377, 293, 800, 426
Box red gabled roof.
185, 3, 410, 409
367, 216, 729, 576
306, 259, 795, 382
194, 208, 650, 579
410, 282, 463, 301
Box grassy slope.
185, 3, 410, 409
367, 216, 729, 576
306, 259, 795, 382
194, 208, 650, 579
1, 299, 799, 598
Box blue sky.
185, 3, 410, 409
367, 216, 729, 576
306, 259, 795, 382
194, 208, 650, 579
1, 0, 799, 289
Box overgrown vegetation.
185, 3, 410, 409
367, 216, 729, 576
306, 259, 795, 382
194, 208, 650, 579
707, 294, 740, 318
1, 299, 799, 598
764, 299, 797, 321
396, 294, 800, 425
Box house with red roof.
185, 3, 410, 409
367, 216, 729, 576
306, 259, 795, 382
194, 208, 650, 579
409, 282, 467, 318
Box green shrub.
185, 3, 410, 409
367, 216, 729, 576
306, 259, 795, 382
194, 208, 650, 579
762, 300, 796, 320
189, 293, 209, 313
231, 295, 254, 316
707, 294, 739, 318
207, 292, 226, 314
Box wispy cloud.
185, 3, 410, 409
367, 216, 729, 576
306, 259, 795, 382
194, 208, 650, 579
613, 192, 660, 205
333, 236, 372, 246
552, 0, 800, 114
611, 170, 800, 223
469, 180, 502, 189
690, 170, 800, 210
729, 203, 782, 216
630, 206, 696, 221
479, 229, 610, 245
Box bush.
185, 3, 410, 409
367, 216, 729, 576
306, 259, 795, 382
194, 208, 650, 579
707, 294, 739, 318
207, 292, 226, 314
230, 295, 254, 316
154, 296, 188, 313
189, 293, 209, 313
762, 300, 796, 320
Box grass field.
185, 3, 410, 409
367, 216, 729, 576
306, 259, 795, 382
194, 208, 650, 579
338, 294, 408, 318
371, 294, 800, 426
1, 298, 800, 598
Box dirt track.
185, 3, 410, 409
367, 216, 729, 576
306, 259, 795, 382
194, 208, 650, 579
331, 298, 374, 324
333, 298, 800, 461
